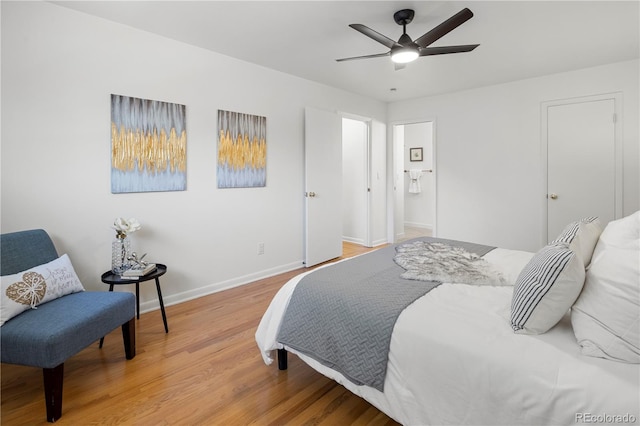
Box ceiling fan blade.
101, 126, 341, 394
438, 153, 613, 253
349, 24, 401, 49
336, 52, 390, 62
414, 8, 474, 48
418, 44, 479, 56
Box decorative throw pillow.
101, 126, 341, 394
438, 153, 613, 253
510, 243, 585, 334
552, 217, 603, 266
571, 211, 640, 363
1, 254, 85, 326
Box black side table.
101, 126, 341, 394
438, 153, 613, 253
99, 264, 169, 347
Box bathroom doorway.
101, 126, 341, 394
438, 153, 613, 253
393, 120, 436, 242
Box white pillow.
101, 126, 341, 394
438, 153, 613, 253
511, 243, 585, 334
1, 254, 85, 326
571, 211, 640, 363
552, 217, 603, 266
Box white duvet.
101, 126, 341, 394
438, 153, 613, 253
256, 248, 640, 425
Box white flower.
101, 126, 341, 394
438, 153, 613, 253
124, 218, 141, 233
113, 217, 141, 237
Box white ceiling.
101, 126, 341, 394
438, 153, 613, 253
53, 1, 640, 102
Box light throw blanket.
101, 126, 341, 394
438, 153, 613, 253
394, 240, 507, 286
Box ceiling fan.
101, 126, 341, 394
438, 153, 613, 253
336, 8, 479, 68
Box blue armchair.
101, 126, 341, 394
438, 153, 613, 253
0, 229, 136, 422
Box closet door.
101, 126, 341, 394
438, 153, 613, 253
545, 94, 621, 242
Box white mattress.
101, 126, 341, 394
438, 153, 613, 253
255, 248, 640, 425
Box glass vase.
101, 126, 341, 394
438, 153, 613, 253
112, 236, 131, 275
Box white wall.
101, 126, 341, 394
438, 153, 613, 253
0, 1, 386, 311
3, 2, 637, 309
388, 59, 639, 252
403, 122, 434, 230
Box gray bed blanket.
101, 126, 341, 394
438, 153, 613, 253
277, 237, 496, 392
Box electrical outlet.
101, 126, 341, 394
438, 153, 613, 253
257, 242, 265, 255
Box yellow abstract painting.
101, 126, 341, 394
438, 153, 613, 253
217, 110, 266, 188
111, 94, 186, 193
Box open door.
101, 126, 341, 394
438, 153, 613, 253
304, 107, 342, 267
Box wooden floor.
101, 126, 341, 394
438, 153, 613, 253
1, 242, 400, 425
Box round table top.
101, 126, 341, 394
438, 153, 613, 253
101, 263, 167, 284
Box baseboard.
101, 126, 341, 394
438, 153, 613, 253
404, 222, 433, 230
371, 238, 388, 247
342, 236, 365, 245
138, 260, 303, 314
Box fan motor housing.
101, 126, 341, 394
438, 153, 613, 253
393, 9, 415, 26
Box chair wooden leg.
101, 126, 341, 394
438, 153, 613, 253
43, 364, 64, 422
122, 318, 136, 360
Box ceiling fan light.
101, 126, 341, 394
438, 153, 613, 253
391, 48, 419, 63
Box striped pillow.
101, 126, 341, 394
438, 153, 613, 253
552, 217, 602, 266
511, 243, 585, 334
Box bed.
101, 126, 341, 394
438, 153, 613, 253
256, 213, 640, 425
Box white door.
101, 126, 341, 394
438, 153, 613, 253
545, 95, 621, 242
304, 107, 343, 267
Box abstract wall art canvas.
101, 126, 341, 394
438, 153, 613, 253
111, 94, 187, 193
217, 110, 266, 188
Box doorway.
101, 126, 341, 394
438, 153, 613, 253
341, 116, 386, 248
342, 118, 369, 246
393, 120, 436, 242
304, 108, 386, 266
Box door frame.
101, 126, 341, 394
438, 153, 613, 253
540, 92, 623, 246
389, 117, 438, 243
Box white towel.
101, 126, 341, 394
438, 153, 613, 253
408, 169, 423, 194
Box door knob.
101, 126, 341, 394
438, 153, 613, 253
307, 192, 316, 198
549, 193, 558, 200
